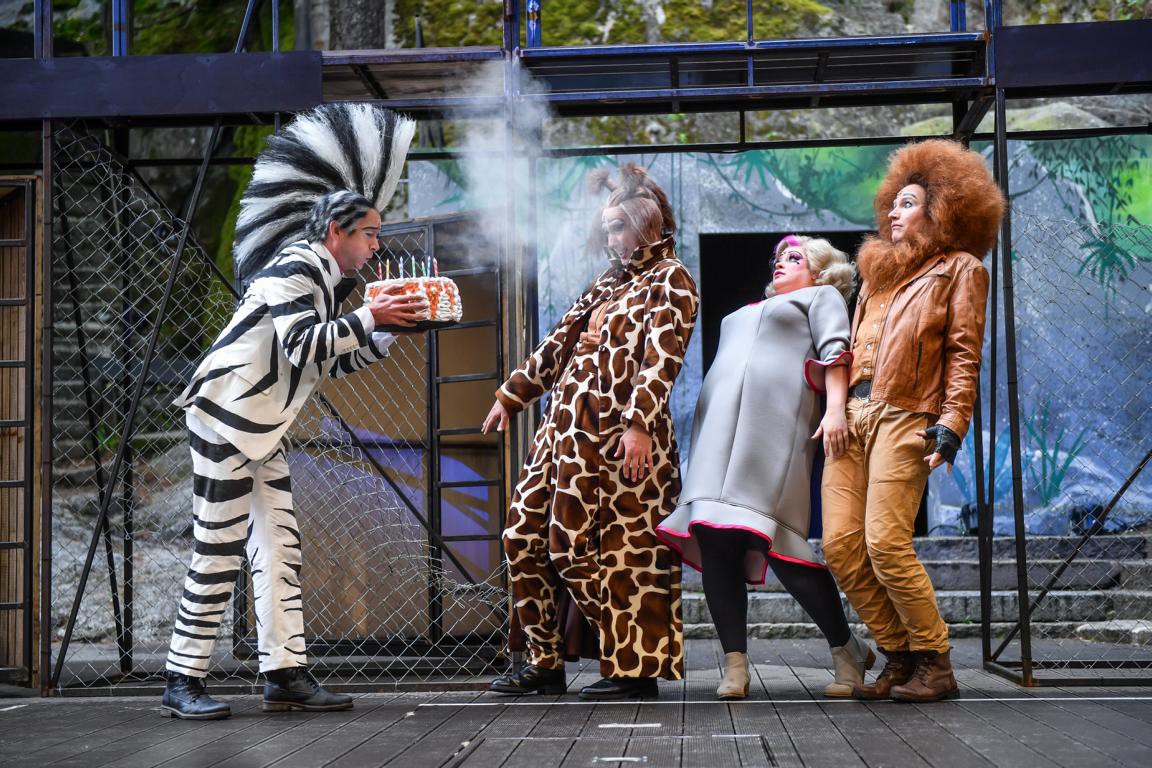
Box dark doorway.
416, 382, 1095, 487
696, 230, 929, 536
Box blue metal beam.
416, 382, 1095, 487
520, 77, 987, 104
323, 47, 503, 65
0, 52, 321, 120
517, 32, 984, 60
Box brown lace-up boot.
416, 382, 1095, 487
851, 647, 915, 700
891, 649, 959, 702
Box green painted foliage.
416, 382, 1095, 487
1026, 135, 1152, 290
701, 145, 891, 225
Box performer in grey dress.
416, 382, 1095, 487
658, 235, 875, 700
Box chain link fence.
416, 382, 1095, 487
987, 209, 1152, 682
49, 127, 508, 691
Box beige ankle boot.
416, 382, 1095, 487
716, 651, 750, 700
824, 634, 876, 697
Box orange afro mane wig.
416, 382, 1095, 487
873, 138, 1004, 258
858, 139, 1005, 290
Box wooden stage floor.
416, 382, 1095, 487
3, 638, 1151, 767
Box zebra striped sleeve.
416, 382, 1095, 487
266, 272, 376, 369
330, 331, 394, 378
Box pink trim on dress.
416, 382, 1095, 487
766, 550, 828, 569
803, 350, 853, 394
655, 519, 828, 586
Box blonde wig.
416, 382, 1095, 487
764, 234, 856, 301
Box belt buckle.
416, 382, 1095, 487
852, 380, 872, 400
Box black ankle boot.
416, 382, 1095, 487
578, 677, 658, 701
263, 667, 353, 712
161, 671, 231, 720
489, 663, 566, 695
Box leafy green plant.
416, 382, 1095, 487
1026, 136, 1152, 294
1078, 236, 1146, 292
951, 425, 1017, 506
1024, 401, 1089, 507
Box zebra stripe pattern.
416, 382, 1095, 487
167, 412, 306, 676
173, 241, 394, 465
233, 103, 415, 286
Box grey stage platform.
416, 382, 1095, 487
3, 638, 1151, 767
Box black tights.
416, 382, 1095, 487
696, 525, 851, 654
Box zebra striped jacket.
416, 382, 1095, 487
174, 240, 394, 461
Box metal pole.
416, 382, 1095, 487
272, 0, 280, 52
990, 86, 1033, 685
746, 0, 754, 87
425, 225, 443, 643
950, 0, 967, 32
526, 0, 541, 48
504, 0, 519, 53
18, 179, 34, 687
973, 391, 992, 660
985, 1, 1000, 77
111, 128, 135, 675
984, 86, 1003, 666
110, 0, 132, 56
34, 0, 54, 696
503, 1, 527, 470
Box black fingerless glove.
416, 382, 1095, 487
923, 424, 960, 465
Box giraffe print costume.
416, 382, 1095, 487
497, 237, 699, 680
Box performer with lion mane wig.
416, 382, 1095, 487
821, 139, 1004, 702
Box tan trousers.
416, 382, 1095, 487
821, 399, 949, 653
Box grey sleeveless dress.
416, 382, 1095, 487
656, 284, 850, 583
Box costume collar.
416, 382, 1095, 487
610, 235, 676, 274
307, 240, 344, 287
858, 250, 946, 303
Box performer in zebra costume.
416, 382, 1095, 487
162, 104, 420, 720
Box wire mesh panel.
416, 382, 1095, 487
50, 126, 227, 689
48, 128, 508, 691
991, 210, 1152, 683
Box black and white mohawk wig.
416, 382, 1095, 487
233, 103, 416, 285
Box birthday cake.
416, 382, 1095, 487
365, 276, 463, 330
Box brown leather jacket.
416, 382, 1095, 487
853, 250, 989, 439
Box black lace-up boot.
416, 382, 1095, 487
263, 667, 353, 712
161, 672, 232, 720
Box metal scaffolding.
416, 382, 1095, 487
2, 0, 1151, 693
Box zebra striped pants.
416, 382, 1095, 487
166, 412, 306, 676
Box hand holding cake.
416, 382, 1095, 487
365, 282, 430, 329
365, 274, 464, 330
